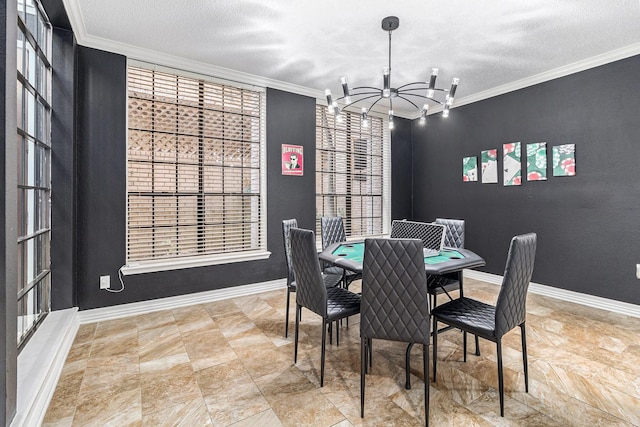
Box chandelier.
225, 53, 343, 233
324, 16, 459, 130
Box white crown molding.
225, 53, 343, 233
12, 308, 79, 427
452, 41, 640, 111
78, 279, 287, 324
464, 270, 640, 319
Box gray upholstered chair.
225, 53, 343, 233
389, 219, 445, 252
290, 227, 361, 387
432, 233, 537, 417
428, 218, 465, 305
435, 217, 465, 248
282, 219, 341, 337
360, 238, 430, 425
320, 216, 362, 289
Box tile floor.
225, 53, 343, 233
43, 279, 640, 426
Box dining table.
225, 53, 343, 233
319, 240, 485, 297
318, 239, 486, 389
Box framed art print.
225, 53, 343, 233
552, 144, 576, 176
463, 156, 478, 182
503, 142, 521, 186
481, 149, 498, 184
282, 144, 303, 176
527, 142, 547, 181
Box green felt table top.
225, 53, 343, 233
330, 242, 464, 265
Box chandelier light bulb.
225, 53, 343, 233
420, 104, 429, 124
361, 107, 369, 127
442, 104, 450, 118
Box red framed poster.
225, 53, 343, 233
282, 144, 303, 176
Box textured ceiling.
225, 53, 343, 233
65, 0, 640, 116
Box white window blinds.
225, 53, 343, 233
127, 66, 265, 263
316, 105, 387, 238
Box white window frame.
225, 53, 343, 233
122, 61, 269, 276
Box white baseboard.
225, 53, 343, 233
12, 308, 79, 427
78, 278, 287, 324
464, 270, 640, 318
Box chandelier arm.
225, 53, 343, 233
367, 96, 386, 112
395, 95, 422, 111
339, 94, 385, 110
351, 86, 384, 92
398, 86, 448, 93
399, 92, 444, 105
336, 92, 380, 103
396, 82, 429, 91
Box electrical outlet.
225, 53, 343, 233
100, 275, 111, 290
636, 264, 640, 279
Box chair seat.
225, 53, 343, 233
326, 287, 361, 321
431, 297, 496, 339
427, 274, 460, 296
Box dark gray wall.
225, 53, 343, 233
412, 55, 640, 305
391, 117, 412, 220
2, 0, 18, 423
74, 51, 321, 309
266, 88, 318, 257
50, 27, 76, 310
75, 46, 128, 309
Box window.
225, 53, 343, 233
16, 0, 52, 349
126, 65, 266, 269
316, 105, 390, 239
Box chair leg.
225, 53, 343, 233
294, 305, 300, 363
360, 337, 366, 418
328, 322, 332, 345
463, 331, 468, 362
321, 320, 327, 387
336, 320, 340, 346
405, 343, 415, 389
521, 323, 529, 393
432, 317, 438, 382
423, 344, 430, 427
475, 335, 481, 356
285, 288, 291, 338
368, 338, 373, 369
497, 340, 505, 417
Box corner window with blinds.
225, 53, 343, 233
316, 105, 389, 239
127, 65, 266, 267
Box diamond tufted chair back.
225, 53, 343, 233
495, 233, 537, 338
360, 237, 431, 423
361, 238, 431, 344
282, 218, 298, 287
290, 227, 328, 317
435, 218, 465, 248
321, 216, 347, 250
390, 220, 445, 252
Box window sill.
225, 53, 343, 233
121, 250, 272, 276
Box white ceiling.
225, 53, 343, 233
64, 0, 640, 117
